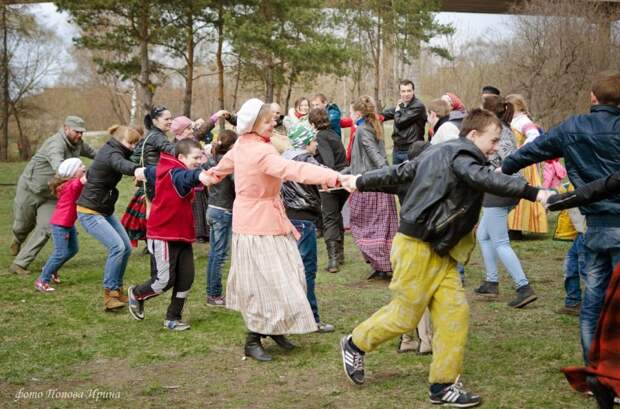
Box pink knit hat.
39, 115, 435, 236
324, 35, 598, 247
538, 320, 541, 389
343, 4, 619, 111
171, 116, 192, 137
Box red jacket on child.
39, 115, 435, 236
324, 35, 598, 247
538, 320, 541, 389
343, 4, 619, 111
50, 178, 85, 228
146, 153, 197, 243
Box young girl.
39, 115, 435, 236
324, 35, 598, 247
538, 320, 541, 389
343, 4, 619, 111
284, 97, 310, 130
505, 94, 548, 235
203, 130, 237, 306
204, 98, 347, 362
347, 96, 398, 280
34, 158, 86, 292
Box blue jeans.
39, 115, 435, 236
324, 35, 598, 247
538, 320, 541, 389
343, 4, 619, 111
206, 207, 232, 297
392, 149, 409, 204
476, 207, 529, 289
39, 224, 79, 283
564, 233, 587, 307
580, 225, 620, 364
291, 219, 320, 323
78, 213, 131, 290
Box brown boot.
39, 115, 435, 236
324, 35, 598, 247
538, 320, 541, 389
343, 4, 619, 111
116, 286, 129, 303
9, 263, 31, 275
104, 289, 126, 311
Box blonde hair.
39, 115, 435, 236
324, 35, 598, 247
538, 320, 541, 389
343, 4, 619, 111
108, 125, 141, 144
352, 95, 383, 140
505, 94, 529, 116
251, 104, 274, 133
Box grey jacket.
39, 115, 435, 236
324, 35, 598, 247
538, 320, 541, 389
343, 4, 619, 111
482, 124, 522, 208
20, 129, 96, 198
346, 123, 388, 175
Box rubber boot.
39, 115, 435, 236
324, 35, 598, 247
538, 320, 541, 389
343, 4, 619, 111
269, 334, 296, 350
325, 241, 339, 273
244, 332, 272, 362
337, 239, 345, 266
104, 289, 126, 311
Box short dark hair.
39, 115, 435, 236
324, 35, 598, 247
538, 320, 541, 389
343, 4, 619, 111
175, 138, 202, 157
459, 108, 501, 137
592, 71, 620, 106
308, 108, 331, 130
212, 130, 238, 156
399, 79, 415, 90
312, 93, 327, 103
482, 86, 501, 96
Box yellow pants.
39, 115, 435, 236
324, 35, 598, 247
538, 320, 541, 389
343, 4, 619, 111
352, 233, 469, 384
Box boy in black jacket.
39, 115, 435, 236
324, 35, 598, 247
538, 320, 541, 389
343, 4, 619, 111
338, 109, 549, 407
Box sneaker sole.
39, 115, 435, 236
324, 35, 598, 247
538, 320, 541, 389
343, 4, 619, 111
127, 286, 144, 320
340, 336, 363, 385
429, 398, 481, 407
511, 295, 538, 309
164, 324, 190, 331
205, 302, 226, 308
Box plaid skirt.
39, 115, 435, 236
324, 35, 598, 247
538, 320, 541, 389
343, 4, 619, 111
226, 233, 317, 335
121, 186, 147, 247
192, 187, 209, 241
349, 191, 398, 272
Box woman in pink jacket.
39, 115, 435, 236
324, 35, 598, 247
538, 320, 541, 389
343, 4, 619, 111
205, 98, 349, 362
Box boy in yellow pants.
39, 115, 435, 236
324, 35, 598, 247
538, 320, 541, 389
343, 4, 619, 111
339, 109, 550, 407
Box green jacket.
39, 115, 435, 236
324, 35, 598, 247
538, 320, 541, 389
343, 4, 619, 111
20, 129, 96, 197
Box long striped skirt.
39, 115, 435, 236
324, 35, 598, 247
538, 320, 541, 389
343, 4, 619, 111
121, 186, 147, 247
226, 233, 317, 335
349, 191, 398, 272
508, 164, 548, 234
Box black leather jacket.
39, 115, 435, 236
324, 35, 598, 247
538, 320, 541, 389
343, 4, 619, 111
357, 138, 539, 255
548, 169, 620, 211
382, 97, 427, 151
77, 138, 138, 216
133, 127, 175, 200
203, 154, 235, 210
281, 150, 322, 222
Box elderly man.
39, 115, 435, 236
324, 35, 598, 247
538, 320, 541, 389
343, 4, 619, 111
10, 116, 96, 275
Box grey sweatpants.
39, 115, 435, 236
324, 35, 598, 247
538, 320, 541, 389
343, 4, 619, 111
12, 177, 56, 269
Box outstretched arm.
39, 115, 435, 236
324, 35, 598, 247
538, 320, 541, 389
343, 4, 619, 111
547, 170, 620, 210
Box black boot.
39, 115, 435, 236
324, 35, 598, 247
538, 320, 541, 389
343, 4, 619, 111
587, 376, 615, 409
337, 239, 345, 266
474, 281, 499, 298
269, 335, 296, 350
326, 241, 339, 273
244, 332, 272, 361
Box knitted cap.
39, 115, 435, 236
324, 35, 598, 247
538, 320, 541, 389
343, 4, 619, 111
171, 116, 192, 137
236, 98, 265, 134
288, 122, 316, 149
58, 157, 83, 178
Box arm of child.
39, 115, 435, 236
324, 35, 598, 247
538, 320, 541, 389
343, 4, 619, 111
170, 168, 203, 197
501, 126, 564, 175
454, 155, 539, 201
356, 160, 417, 192
547, 169, 620, 211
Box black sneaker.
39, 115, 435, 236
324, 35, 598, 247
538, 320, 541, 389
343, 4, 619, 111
127, 286, 144, 320
340, 335, 364, 385
508, 284, 537, 308
429, 376, 481, 407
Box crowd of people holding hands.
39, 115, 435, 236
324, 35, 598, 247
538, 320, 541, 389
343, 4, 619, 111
8, 70, 620, 408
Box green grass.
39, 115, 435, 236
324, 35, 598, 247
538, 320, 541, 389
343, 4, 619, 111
0, 159, 591, 408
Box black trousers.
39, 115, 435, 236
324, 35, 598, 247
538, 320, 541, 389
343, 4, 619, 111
134, 239, 195, 321
320, 189, 349, 243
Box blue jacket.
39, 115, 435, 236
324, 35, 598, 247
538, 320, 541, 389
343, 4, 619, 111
502, 104, 620, 218
326, 103, 342, 137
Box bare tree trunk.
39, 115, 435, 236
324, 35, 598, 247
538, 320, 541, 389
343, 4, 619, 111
138, 0, 153, 117
374, 15, 381, 107
10, 103, 30, 160
182, 8, 194, 118
265, 66, 274, 103
284, 69, 296, 113
1, 4, 8, 161
130, 81, 138, 126
216, 5, 225, 129
232, 56, 241, 111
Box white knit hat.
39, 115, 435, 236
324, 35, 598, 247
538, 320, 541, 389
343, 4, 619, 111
236, 98, 265, 135
58, 157, 83, 178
